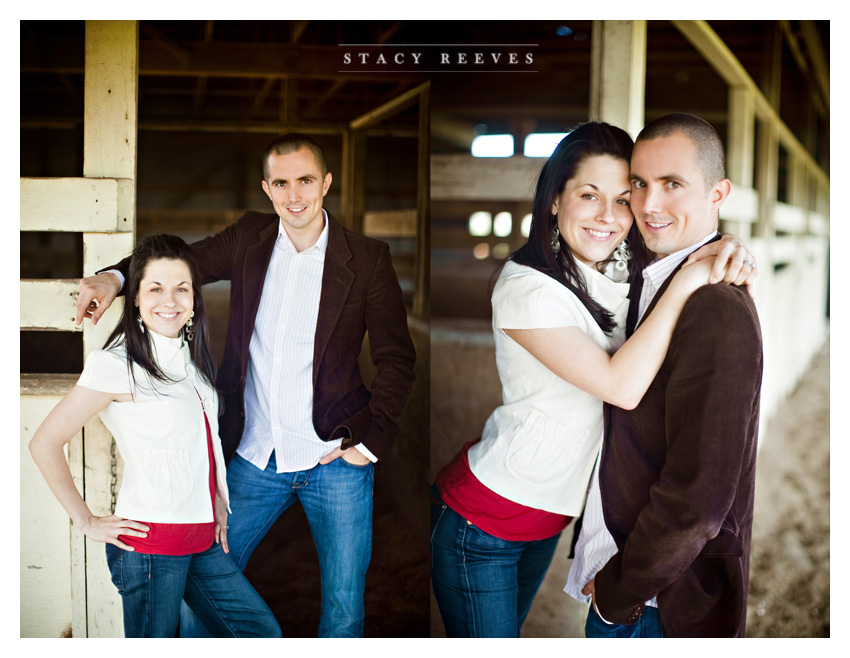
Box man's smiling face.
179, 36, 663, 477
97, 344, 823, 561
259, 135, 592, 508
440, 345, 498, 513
629, 132, 720, 258
261, 147, 332, 242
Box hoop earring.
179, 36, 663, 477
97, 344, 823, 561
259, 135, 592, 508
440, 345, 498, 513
613, 239, 632, 272
185, 311, 195, 342
550, 218, 561, 254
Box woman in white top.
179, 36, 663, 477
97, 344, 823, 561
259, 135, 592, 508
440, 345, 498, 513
430, 122, 756, 637
29, 234, 281, 638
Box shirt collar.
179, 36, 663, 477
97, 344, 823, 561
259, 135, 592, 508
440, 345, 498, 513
642, 230, 718, 291
147, 327, 190, 377
277, 208, 329, 257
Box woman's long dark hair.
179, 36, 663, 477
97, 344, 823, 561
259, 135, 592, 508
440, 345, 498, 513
103, 234, 217, 391
506, 121, 650, 335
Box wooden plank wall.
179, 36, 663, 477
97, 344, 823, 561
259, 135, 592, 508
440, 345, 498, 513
20, 20, 138, 638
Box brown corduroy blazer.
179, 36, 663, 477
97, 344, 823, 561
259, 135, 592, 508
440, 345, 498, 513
594, 246, 763, 637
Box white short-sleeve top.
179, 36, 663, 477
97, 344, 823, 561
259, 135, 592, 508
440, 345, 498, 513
77, 330, 229, 524
467, 259, 629, 515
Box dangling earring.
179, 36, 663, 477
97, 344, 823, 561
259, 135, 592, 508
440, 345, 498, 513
550, 216, 561, 254
613, 239, 632, 272
137, 314, 145, 333
185, 311, 195, 342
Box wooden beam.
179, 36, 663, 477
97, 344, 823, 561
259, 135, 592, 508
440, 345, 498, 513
798, 20, 829, 107
431, 114, 475, 150
81, 21, 139, 637
20, 178, 134, 232
23, 40, 426, 84
727, 89, 755, 189
139, 21, 191, 63
414, 82, 430, 320
725, 88, 756, 239
83, 22, 139, 181
192, 76, 208, 115
22, 118, 420, 136
125, 119, 345, 134
349, 82, 429, 131
192, 22, 215, 115
376, 21, 405, 45
290, 20, 310, 44
279, 78, 297, 124
671, 20, 829, 190
340, 129, 366, 232
590, 20, 646, 138
307, 79, 348, 116
247, 77, 277, 117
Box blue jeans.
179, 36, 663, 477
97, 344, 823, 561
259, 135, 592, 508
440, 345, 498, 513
429, 484, 561, 637
105, 541, 280, 638
181, 452, 374, 638
585, 603, 664, 637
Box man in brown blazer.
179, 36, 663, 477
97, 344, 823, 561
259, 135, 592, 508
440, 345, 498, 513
580, 114, 763, 637
75, 134, 416, 637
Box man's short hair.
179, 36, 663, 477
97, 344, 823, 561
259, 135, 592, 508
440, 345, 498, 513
636, 113, 726, 189
263, 133, 329, 180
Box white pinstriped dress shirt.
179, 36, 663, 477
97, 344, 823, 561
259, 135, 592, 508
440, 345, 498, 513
236, 210, 376, 473
564, 232, 717, 615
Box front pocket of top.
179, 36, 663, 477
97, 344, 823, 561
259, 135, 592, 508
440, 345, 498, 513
504, 408, 592, 486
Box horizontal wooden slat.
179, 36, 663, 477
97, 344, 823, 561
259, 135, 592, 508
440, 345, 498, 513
431, 154, 542, 201
774, 202, 807, 233
722, 185, 758, 224
20, 373, 79, 396
363, 209, 417, 237
808, 212, 829, 237
20, 280, 82, 331
21, 177, 134, 232
771, 236, 799, 264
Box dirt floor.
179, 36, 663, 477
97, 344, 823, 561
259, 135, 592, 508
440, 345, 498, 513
430, 336, 831, 638
744, 337, 830, 637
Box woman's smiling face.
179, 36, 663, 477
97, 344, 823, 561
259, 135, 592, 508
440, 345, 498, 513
551, 154, 633, 267
135, 258, 194, 338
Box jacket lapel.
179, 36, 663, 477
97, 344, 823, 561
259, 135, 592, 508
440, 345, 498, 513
313, 212, 354, 386
630, 234, 723, 335
241, 218, 279, 366
625, 268, 643, 338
